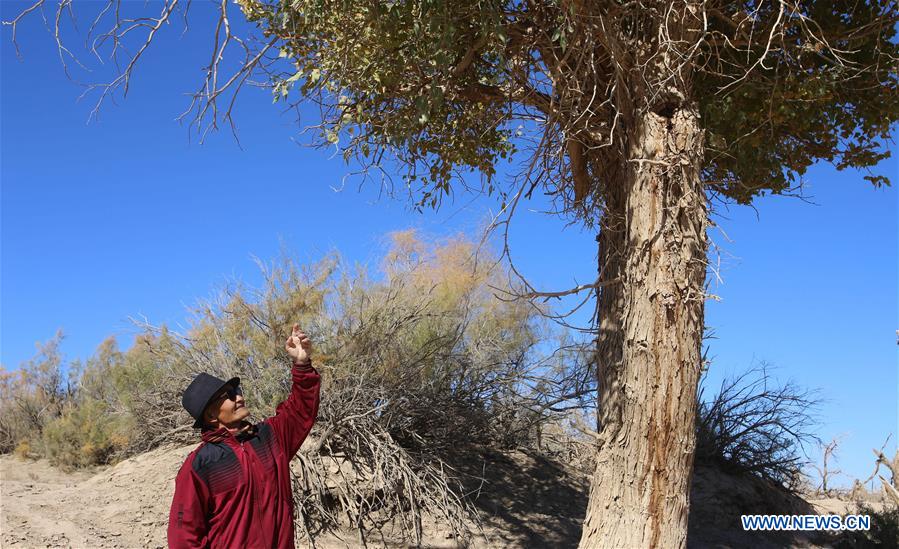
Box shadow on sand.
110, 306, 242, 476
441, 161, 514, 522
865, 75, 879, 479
447, 447, 588, 547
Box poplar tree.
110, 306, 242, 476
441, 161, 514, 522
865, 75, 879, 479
6, 1, 897, 546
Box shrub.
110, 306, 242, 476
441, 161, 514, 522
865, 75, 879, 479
0, 232, 568, 543
695, 363, 820, 489
0, 368, 29, 453
834, 504, 899, 548
41, 398, 128, 469
14, 439, 33, 460
0, 332, 74, 454
2, 230, 578, 544
118, 230, 569, 543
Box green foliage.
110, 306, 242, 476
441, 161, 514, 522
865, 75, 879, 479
698, 1, 899, 203
0, 332, 72, 453
0, 332, 133, 469
79, 337, 124, 404
10, 1, 894, 219
0, 333, 138, 467
41, 398, 128, 469
241, 0, 519, 209
236, 0, 896, 213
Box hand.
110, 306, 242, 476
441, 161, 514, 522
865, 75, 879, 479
285, 324, 312, 365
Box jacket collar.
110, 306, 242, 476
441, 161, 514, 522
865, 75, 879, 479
201, 420, 257, 444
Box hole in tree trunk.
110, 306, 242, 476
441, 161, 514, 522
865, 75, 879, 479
653, 103, 678, 119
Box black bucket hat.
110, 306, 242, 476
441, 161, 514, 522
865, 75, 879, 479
181, 373, 241, 429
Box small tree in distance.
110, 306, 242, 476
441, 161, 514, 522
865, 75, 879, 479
812, 438, 844, 496
4, 1, 897, 546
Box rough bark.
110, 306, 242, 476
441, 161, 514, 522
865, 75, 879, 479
578, 106, 708, 548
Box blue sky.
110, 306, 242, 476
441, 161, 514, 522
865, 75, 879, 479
2, 2, 896, 487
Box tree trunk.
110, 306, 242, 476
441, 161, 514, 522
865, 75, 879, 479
578, 106, 708, 548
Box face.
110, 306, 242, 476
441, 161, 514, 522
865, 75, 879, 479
203, 384, 250, 429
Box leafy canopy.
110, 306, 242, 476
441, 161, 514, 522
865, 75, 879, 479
237, 0, 897, 211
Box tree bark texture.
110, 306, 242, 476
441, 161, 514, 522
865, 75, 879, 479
578, 106, 708, 548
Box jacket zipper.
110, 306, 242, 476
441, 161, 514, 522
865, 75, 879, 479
240, 440, 267, 545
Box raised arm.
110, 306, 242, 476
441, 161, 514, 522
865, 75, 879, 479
266, 324, 321, 458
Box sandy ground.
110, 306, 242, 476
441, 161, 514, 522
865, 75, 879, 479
1, 446, 192, 548
0, 446, 578, 549
806, 496, 886, 516
1, 449, 887, 549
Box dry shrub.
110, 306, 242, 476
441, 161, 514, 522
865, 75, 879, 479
695, 363, 820, 489
41, 398, 129, 469
1, 230, 583, 543
122, 230, 568, 544
835, 504, 899, 548
0, 368, 31, 453
833, 442, 899, 547
0, 332, 144, 468
14, 439, 34, 460
0, 332, 77, 455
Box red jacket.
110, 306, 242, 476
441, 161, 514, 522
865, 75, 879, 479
168, 363, 321, 548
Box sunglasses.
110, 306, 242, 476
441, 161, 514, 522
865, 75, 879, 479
213, 385, 242, 403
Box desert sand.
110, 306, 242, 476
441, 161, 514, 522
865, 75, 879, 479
0, 447, 881, 548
